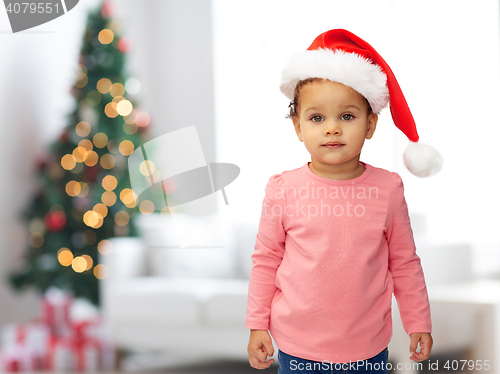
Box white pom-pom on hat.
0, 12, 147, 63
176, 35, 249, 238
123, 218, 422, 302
403, 142, 443, 178
280, 28, 443, 177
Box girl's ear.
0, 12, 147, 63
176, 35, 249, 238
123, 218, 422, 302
292, 116, 303, 142
366, 112, 378, 140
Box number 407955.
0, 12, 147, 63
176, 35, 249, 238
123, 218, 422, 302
6, 2, 61, 14
444, 360, 493, 371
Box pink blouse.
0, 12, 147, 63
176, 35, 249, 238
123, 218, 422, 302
245, 162, 432, 363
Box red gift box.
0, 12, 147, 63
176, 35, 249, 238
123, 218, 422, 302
72, 321, 101, 372
45, 319, 114, 372
41, 288, 73, 337
1, 344, 38, 372
1, 289, 116, 372
46, 335, 75, 371
0, 323, 48, 372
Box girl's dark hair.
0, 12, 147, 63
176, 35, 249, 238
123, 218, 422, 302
286, 78, 322, 119
286, 78, 373, 119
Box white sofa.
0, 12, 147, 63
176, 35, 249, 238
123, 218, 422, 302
98, 212, 259, 364
99, 212, 482, 371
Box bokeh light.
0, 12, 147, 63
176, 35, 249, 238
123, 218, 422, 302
97, 78, 112, 94
75, 72, 88, 88
83, 151, 98, 167
94, 264, 108, 279
93, 132, 109, 148
139, 160, 155, 176
61, 154, 77, 170
98, 29, 114, 44
118, 140, 134, 156
135, 111, 150, 127
93, 203, 108, 218
81, 255, 93, 271
77, 182, 89, 198
83, 210, 103, 229
100, 153, 115, 169
101, 191, 117, 206
104, 102, 118, 118
139, 200, 154, 214
114, 210, 129, 226
75, 121, 91, 137
72, 147, 88, 163
71, 256, 87, 273
78, 139, 93, 151
123, 121, 138, 135
125, 77, 140, 95
120, 188, 137, 208
109, 83, 125, 97
29, 232, 44, 248
97, 239, 112, 255
102, 175, 117, 191
66, 181, 81, 197
116, 99, 133, 116
57, 248, 73, 266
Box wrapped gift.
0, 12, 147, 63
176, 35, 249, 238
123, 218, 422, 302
46, 335, 75, 372
72, 321, 101, 372
82, 322, 115, 371
1, 343, 38, 372
75, 339, 100, 372
1, 292, 116, 372
46, 326, 102, 372
70, 299, 116, 371
0, 322, 49, 372
41, 287, 73, 337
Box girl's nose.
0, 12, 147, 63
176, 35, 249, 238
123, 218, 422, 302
325, 121, 341, 136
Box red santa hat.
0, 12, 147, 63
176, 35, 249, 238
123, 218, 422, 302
280, 29, 443, 177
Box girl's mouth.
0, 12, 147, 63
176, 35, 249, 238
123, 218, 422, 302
323, 142, 344, 148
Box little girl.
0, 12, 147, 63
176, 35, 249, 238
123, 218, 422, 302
245, 29, 442, 374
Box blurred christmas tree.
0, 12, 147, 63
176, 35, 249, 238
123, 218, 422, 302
9, 0, 153, 305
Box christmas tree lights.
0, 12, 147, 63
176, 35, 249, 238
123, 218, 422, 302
9, 0, 152, 305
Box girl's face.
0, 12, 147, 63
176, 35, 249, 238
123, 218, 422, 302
292, 79, 378, 179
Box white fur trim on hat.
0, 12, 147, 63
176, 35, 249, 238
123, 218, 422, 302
403, 141, 443, 177
280, 48, 390, 113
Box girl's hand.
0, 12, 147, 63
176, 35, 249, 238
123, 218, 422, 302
409, 332, 433, 361
247, 329, 275, 369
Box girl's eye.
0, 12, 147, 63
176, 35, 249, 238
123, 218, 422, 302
311, 115, 323, 122
341, 114, 354, 121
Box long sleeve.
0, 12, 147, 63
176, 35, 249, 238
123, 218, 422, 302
245, 174, 286, 330
387, 173, 432, 335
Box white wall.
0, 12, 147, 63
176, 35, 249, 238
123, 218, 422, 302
212, 0, 500, 272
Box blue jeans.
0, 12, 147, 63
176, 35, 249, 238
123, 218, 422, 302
277, 347, 389, 374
